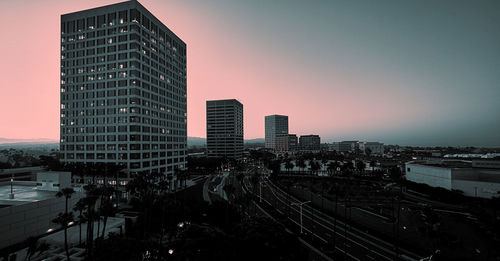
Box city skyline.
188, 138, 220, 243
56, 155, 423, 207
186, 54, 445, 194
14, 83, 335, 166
1, 0, 499, 147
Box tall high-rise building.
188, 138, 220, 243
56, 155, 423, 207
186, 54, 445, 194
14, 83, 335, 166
206, 99, 244, 159
265, 115, 288, 149
59, 1, 187, 175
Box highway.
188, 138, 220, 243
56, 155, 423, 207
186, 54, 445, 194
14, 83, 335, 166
241, 173, 423, 261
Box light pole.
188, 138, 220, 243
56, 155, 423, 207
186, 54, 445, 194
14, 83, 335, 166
9, 175, 14, 199
291, 200, 310, 234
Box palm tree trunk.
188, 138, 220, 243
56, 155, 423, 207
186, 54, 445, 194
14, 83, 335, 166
79, 210, 82, 245
333, 191, 338, 248
64, 227, 70, 261
101, 216, 108, 238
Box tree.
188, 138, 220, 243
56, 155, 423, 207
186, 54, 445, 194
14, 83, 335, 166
296, 159, 306, 173
73, 198, 86, 245
55, 187, 75, 261
309, 161, 321, 175
285, 160, 294, 173
82, 184, 100, 258
327, 161, 339, 175
356, 160, 365, 173
52, 212, 74, 261
99, 186, 117, 238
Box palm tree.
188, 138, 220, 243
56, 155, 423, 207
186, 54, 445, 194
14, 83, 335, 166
285, 160, 294, 174
296, 159, 306, 173
82, 184, 99, 258
309, 161, 321, 175
99, 186, 116, 238
52, 212, 74, 261
56, 188, 75, 218
55, 187, 75, 261
73, 199, 86, 245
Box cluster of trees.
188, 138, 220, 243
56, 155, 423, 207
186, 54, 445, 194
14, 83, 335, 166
88, 170, 306, 261
51, 183, 121, 261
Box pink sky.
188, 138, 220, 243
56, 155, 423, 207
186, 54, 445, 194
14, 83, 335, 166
2, 0, 495, 145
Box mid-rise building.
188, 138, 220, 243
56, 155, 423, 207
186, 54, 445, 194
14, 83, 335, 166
339, 141, 359, 152
299, 135, 321, 151
275, 134, 298, 151
359, 142, 384, 155
265, 115, 288, 149
59, 1, 187, 175
206, 99, 244, 159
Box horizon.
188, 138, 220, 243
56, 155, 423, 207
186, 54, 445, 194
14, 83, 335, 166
1, 0, 499, 147
1, 136, 500, 149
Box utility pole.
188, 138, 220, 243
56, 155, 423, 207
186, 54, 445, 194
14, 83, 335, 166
292, 201, 311, 234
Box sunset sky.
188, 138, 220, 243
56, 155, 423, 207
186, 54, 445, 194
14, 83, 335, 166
0, 0, 499, 146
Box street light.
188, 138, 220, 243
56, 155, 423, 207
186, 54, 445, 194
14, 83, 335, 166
9, 176, 14, 199
291, 200, 311, 234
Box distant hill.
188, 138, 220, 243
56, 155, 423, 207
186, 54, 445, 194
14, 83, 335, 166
187, 137, 206, 147
187, 137, 264, 148
0, 137, 58, 145
245, 138, 265, 144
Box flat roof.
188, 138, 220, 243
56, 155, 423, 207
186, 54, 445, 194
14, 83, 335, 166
407, 160, 472, 169
0, 185, 56, 205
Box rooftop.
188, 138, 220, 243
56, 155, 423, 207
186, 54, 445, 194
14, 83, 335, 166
0, 184, 56, 206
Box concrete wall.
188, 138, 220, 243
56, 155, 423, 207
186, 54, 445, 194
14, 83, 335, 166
0, 192, 83, 249
37, 171, 72, 191
452, 179, 500, 198
405, 163, 452, 190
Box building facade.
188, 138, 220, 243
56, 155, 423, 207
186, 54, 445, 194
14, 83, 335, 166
339, 141, 359, 152
265, 115, 289, 149
299, 135, 321, 151
206, 99, 244, 159
406, 160, 500, 199
359, 142, 384, 155
275, 134, 298, 151
59, 1, 187, 175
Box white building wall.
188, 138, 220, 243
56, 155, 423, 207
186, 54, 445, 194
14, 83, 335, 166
451, 180, 500, 198
0, 192, 84, 249
405, 163, 452, 190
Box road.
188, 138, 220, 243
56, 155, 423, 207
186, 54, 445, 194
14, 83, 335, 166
242, 174, 423, 261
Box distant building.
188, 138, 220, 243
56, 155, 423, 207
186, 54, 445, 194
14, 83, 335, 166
299, 135, 321, 151
265, 115, 289, 150
329, 142, 340, 152
359, 142, 384, 155
59, 1, 187, 175
339, 141, 359, 152
275, 134, 298, 151
405, 160, 500, 198
206, 99, 244, 159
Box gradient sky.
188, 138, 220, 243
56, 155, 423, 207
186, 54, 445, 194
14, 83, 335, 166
0, 0, 499, 146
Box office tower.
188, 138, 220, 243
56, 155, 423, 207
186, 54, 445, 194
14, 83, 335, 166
299, 135, 321, 151
206, 99, 244, 159
275, 134, 298, 151
265, 115, 288, 149
59, 1, 187, 175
